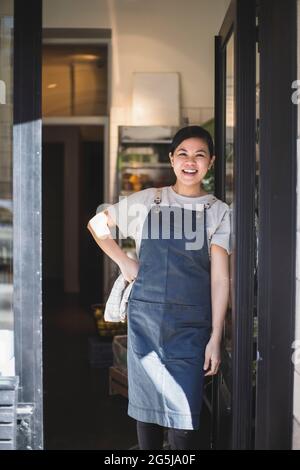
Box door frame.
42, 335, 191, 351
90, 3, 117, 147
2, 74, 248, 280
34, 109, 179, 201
255, 0, 297, 450
214, 0, 257, 449
215, 0, 297, 450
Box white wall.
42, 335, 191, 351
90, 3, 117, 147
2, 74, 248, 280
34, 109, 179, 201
43, 0, 231, 199
294, 0, 300, 451
43, 0, 230, 111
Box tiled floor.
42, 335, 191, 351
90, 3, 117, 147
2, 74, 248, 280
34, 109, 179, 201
43, 292, 211, 450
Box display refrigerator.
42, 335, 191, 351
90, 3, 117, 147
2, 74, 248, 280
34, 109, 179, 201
115, 125, 178, 259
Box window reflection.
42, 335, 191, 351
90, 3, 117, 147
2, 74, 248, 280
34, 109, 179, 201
0, 1, 14, 375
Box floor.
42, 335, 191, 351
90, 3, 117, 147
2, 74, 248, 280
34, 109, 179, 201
43, 292, 211, 450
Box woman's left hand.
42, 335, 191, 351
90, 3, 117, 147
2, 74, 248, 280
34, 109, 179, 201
203, 338, 221, 376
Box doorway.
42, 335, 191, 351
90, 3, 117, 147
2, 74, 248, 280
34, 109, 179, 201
42, 124, 105, 305
40, 35, 119, 448
9, 0, 297, 450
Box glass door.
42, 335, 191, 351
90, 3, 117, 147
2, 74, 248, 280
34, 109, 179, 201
213, 0, 257, 449
0, 0, 43, 450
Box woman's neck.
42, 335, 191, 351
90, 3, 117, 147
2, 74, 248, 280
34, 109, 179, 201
172, 182, 207, 197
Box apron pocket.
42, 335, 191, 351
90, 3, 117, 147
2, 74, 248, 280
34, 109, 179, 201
128, 299, 211, 360
163, 325, 211, 360
162, 304, 211, 360
128, 298, 164, 357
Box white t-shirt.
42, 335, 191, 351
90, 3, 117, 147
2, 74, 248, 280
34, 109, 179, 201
104, 186, 232, 258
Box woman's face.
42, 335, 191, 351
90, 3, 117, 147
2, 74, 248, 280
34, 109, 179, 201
169, 137, 215, 187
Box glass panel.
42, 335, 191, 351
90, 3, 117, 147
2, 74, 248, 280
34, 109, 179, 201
224, 33, 235, 360
42, 45, 107, 117
0, 0, 14, 375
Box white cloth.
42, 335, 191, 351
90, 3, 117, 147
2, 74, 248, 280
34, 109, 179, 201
104, 274, 135, 322
106, 186, 232, 256
88, 211, 111, 238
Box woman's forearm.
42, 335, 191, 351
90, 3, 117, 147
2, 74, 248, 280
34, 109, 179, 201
210, 277, 230, 342
210, 244, 230, 343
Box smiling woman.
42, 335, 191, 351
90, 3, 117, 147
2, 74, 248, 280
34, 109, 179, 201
88, 125, 231, 450
169, 126, 215, 197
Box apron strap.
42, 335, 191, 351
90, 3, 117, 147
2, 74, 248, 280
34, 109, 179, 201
153, 187, 162, 205
204, 196, 218, 209
153, 187, 217, 209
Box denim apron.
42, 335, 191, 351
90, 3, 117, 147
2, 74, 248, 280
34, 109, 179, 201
127, 188, 216, 430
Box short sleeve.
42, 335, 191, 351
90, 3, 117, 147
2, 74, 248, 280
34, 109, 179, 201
210, 205, 232, 255
105, 189, 151, 240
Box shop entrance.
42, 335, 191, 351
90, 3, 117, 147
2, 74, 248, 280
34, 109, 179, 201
5, 0, 297, 450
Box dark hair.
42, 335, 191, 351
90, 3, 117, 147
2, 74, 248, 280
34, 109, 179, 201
169, 125, 214, 157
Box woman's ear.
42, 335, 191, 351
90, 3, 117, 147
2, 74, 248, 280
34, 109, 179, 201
169, 152, 174, 166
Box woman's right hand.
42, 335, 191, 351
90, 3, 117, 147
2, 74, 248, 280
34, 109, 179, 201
119, 256, 139, 283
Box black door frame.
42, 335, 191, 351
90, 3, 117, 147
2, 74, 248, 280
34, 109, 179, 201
214, 0, 257, 449
215, 0, 297, 450
255, 0, 297, 450
13, 0, 43, 449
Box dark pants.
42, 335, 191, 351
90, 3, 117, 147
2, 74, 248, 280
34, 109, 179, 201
136, 420, 198, 450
